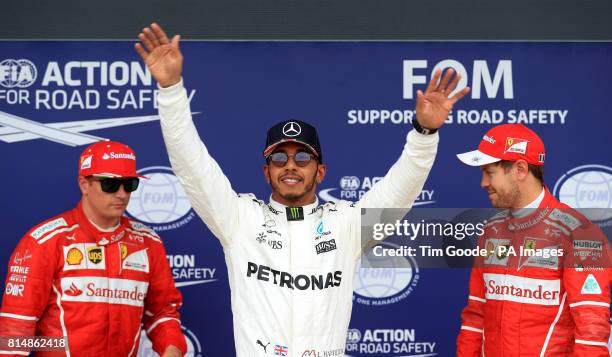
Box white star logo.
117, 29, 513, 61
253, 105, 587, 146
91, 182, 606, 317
282, 122, 301, 137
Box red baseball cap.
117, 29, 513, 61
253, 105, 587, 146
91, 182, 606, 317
78, 141, 146, 178
457, 124, 546, 166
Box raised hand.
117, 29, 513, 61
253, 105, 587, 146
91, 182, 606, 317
135, 23, 183, 88
415, 68, 470, 130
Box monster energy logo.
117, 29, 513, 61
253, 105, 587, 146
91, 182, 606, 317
286, 207, 304, 221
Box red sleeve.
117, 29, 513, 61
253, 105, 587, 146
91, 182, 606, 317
0, 229, 59, 356
457, 265, 485, 357
143, 240, 187, 356
457, 231, 489, 357
564, 218, 611, 357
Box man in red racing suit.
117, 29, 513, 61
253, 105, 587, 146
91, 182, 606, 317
456, 124, 611, 356
0, 141, 186, 357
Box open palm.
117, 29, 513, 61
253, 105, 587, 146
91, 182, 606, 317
135, 23, 183, 88
415, 68, 470, 129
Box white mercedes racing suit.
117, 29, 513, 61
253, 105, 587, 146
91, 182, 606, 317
157, 80, 438, 357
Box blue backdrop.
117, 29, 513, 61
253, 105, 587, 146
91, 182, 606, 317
0, 41, 611, 356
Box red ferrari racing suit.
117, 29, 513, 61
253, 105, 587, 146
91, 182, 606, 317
0, 202, 187, 356
457, 189, 611, 356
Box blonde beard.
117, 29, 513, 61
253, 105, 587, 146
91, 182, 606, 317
492, 181, 521, 209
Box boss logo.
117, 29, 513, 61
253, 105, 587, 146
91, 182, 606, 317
315, 240, 337, 254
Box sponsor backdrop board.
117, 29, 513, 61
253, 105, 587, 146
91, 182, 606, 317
0, 41, 611, 356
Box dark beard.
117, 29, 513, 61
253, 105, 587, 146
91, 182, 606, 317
270, 170, 318, 205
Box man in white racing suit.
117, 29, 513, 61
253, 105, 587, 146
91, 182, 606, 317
135, 23, 470, 356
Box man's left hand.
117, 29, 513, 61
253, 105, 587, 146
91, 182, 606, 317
415, 68, 470, 130
161, 345, 183, 357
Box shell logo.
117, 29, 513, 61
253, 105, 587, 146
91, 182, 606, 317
66, 248, 83, 265
485, 241, 495, 258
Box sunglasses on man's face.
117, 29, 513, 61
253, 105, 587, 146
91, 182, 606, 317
93, 177, 140, 193
268, 151, 315, 168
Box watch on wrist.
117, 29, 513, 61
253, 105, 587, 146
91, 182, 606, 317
412, 119, 438, 135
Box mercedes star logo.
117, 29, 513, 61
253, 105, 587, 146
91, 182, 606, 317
282, 122, 302, 137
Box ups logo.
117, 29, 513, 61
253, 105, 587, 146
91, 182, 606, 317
87, 247, 104, 264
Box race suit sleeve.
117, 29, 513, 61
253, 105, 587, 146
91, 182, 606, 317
564, 219, 611, 356
0, 232, 59, 356
353, 129, 438, 258
357, 130, 438, 209
143, 239, 187, 356
157, 79, 240, 247
456, 267, 485, 356
456, 234, 486, 357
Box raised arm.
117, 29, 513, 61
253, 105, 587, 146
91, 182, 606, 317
358, 68, 469, 209
352, 69, 469, 257
136, 23, 241, 245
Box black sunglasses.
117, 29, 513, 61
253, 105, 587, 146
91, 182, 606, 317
92, 177, 140, 193
268, 151, 314, 168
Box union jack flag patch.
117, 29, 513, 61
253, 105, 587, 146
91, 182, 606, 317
274, 344, 288, 356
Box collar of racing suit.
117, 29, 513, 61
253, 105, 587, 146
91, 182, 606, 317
511, 187, 546, 218
507, 187, 565, 227
268, 195, 320, 216
75, 200, 130, 246
536, 186, 562, 209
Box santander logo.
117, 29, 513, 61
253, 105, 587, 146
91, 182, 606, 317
64, 283, 83, 296
483, 273, 561, 305
85, 281, 146, 302
61, 277, 148, 307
